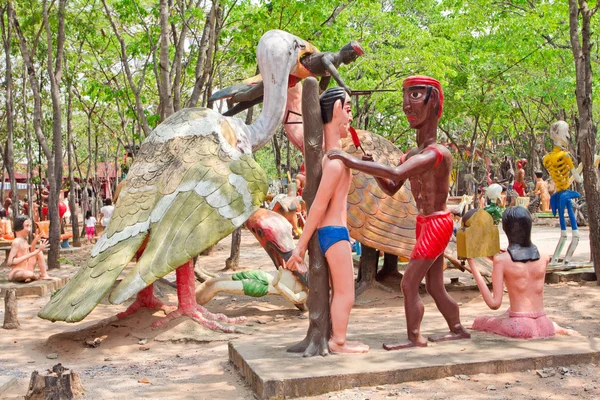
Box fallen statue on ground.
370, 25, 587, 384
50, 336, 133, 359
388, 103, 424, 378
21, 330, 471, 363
195, 209, 308, 311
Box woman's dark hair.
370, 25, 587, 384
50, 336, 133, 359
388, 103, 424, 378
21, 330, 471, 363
502, 206, 540, 262
14, 216, 29, 232
86, 210, 92, 219
535, 171, 543, 178
320, 87, 347, 124
104, 198, 112, 206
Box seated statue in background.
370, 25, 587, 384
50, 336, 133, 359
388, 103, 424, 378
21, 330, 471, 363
467, 206, 576, 339
7, 216, 53, 283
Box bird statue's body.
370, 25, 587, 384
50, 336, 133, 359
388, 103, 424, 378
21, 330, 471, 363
39, 30, 310, 332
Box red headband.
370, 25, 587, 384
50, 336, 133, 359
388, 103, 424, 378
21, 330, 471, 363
403, 75, 444, 119
352, 42, 364, 56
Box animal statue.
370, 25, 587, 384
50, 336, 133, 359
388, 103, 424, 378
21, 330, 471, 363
211, 33, 420, 262
195, 209, 308, 311
38, 30, 317, 332
268, 194, 306, 238
209, 40, 364, 117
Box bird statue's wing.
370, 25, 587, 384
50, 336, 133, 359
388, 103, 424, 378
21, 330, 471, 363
342, 130, 418, 258
39, 108, 267, 322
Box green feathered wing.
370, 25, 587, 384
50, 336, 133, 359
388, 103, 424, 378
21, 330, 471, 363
39, 115, 267, 322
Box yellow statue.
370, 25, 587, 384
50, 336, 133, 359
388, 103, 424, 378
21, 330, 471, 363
542, 121, 582, 264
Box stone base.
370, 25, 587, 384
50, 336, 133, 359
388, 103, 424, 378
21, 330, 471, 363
230, 333, 600, 399
546, 267, 597, 283
0, 269, 72, 297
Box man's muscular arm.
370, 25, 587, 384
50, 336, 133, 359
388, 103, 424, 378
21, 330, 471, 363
321, 55, 351, 94
328, 149, 439, 187
361, 154, 407, 196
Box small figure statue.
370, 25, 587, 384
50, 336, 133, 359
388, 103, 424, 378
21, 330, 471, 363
287, 87, 369, 354
456, 209, 500, 260
467, 207, 576, 338
269, 193, 305, 239
543, 121, 582, 264
499, 156, 514, 184
484, 183, 503, 225
513, 159, 527, 197
533, 171, 550, 212
328, 76, 470, 350
295, 164, 306, 196
210, 38, 364, 116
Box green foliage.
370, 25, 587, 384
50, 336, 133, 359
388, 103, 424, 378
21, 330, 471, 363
1, 0, 598, 189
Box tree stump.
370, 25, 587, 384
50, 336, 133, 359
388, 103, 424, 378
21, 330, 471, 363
25, 364, 85, 400
200, 245, 216, 256
3, 288, 20, 329
354, 245, 393, 296
287, 78, 331, 357
224, 227, 242, 270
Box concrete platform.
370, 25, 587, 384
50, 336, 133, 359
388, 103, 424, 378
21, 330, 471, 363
0, 267, 72, 297
546, 267, 597, 283
0, 375, 17, 395
230, 332, 600, 399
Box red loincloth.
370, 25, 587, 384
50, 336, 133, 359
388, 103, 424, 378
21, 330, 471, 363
512, 181, 525, 197
411, 211, 453, 260
472, 309, 556, 339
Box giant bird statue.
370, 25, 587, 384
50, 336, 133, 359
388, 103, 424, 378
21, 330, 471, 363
39, 30, 314, 332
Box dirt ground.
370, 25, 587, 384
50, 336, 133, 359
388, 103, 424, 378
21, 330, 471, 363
1, 227, 599, 400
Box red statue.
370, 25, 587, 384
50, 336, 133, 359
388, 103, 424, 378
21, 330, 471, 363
328, 76, 470, 350
513, 159, 528, 197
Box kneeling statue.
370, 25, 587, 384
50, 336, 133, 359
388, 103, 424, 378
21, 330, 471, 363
467, 206, 576, 339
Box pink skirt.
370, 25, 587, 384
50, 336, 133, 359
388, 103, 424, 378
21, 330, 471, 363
472, 309, 556, 339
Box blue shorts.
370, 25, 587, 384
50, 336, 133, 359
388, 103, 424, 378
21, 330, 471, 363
317, 226, 350, 255
550, 190, 580, 230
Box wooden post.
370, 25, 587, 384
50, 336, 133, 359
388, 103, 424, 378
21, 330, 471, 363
287, 78, 331, 357
3, 288, 20, 329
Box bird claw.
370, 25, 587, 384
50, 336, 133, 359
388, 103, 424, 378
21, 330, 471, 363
117, 285, 175, 320
150, 305, 245, 333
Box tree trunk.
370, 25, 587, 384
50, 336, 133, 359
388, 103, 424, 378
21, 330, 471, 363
43, 0, 67, 269
1, 6, 19, 220
354, 244, 379, 296
288, 78, 330, 357
187, 0, 218, 108
377, 252, 402, 287
272, 132, 282, 180
101, 0, 151, 136
66, 77, 81, 247
224, 227, 242, 271
158, 0, 174, 120
3, 289, 20, 329
25, 364, 85, 400
568, 0, 600, 283
23, 66, 34, 226
10, 2, 58, 265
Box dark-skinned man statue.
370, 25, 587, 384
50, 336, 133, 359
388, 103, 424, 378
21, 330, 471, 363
328, 76, 471, 350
